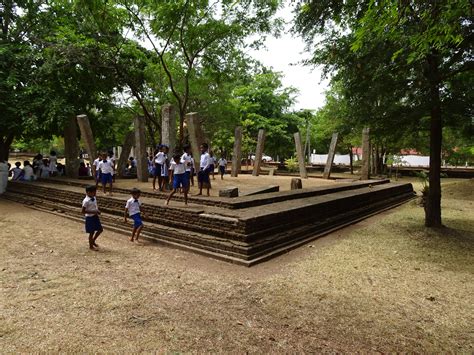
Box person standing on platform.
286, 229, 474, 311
218, 156, 227, 180
197, 143, 211, 196
98, 153, 114, 196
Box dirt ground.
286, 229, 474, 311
0, 178, 473, 352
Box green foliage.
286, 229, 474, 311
284, 157, 299, 172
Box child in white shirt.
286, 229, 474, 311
181, 145, 194, 187
81, 185, 103, 250
218, 157, 227, 180
98, 152, 114, 195
22, 161, 35, 181
166, 154, 189, 205
92, 153, 102, 187
10, 162, 23, 181
197, 143, 211, 196
49, 151, 58, 177
124, 188, 144, 242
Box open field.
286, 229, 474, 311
0, 178, 473, 352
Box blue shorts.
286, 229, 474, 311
219, 166, 225, 175
85, 215, 103, 233
101, 173, 112, 185
131, 213, 143, 228
173, 173, 189, 189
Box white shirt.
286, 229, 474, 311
107, 157, 116, 175
218, 158, 227, 167
93, 158, 101, 173
23, 166, 34, 181
154, 152, 166, 164
200, 152, 210, 170
170, 160, 186, 175
98, 160, 114, 174
11, 167, 22, 180
82, 196, 99, 217
49, 156, 57, 172
181, 153, 193, 172
125, 197, 141, 216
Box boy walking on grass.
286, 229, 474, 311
81, 185, 103, 250
124, 188, 144, 242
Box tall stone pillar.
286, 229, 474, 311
186, 112, 205, 173
361, 127, 370, 180
323, 132, 339, 179
231, 126, 242, 177
294, 131, 308, 179
161, 104, 176, 154
252, 129, 266, 177
76, 114, 97, 161
64, 116, 80, 178
134, 116, 148, 182
117, 131, 135, 178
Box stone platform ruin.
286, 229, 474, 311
3, 178, 415, 266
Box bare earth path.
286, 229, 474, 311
0, 178, 473, 352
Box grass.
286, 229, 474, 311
0, 177, 472, 352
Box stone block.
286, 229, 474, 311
219, 187, 239, 198
291, 178, 302, 190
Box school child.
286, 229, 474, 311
159, 145, 170, 191
92, 153, 102, 187
124, 188, 144, 242
153, 145, 165, 191
32, 154, 43, 175
218, 156, 227, 180
108, 151, 116, 183
10, 162, 23, 181
98, 152, 114, 195
40, 159, 50, 178
181, 145, 193, 189
197, 143, 211, 196
81, 185, 103, 250
22, 161, 35, 181
49, 150, 58, 177
209, 151, 216, 180
147, 154, 155, 176
166, 154, 189, 205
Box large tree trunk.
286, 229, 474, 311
0, 134, 14, 162
425, 53, 442, 228
117, 131, 135, 178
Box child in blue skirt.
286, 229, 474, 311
81, 185, 103, 250
124, 188, 144, 242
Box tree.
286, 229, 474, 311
294, 0, 473, 227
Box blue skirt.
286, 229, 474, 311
131, 213, 143, 228
85, 215, 103, 233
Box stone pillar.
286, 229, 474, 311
134, 116, 148, 182
186, 112, 205, 173
361, 127, 370, 180
252, 129, 266, 176
291, 178, 302, 190
161, 104, 176, 154
64, 116, 80, 178
76, 114, 97, 161
118, 131, 135, 178
323, 132, 339, 179
294, 132, 308, 179
231, 126, 242, 177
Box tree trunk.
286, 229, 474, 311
117, 131, 135, 178
425, 53, 442, 227
0, 134, 14, 162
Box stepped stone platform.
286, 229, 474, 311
3, 178, 415, 266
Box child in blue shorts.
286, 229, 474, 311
124, 188, 144, 242
166, 154, 189, 205
81, 185, 103, 250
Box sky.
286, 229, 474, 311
247, 3, 329, 111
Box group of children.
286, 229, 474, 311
9, 151, 62, 181
92, 151, 116, 196
81, 142, 230, 250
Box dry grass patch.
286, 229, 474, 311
0, 178, 473, 352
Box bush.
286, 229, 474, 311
285, 157, 299, 172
